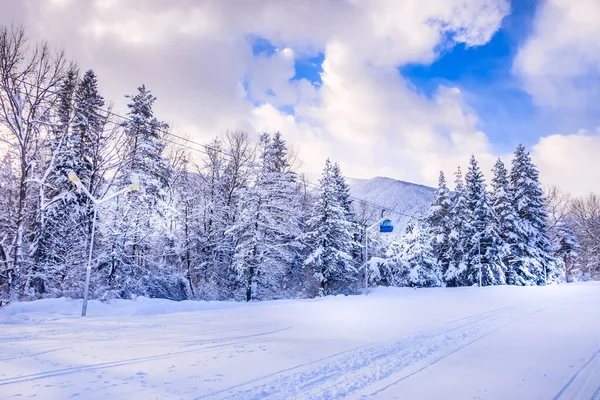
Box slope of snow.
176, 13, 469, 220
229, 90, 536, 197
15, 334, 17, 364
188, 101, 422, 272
348, 176, 435, 233
1, 283, 600, 399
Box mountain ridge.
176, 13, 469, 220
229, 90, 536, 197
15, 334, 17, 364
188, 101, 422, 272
347, 176, 435, 234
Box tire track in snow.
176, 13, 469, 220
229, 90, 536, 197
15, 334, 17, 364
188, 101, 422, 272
0, 326, 291, 387
203, 306, 520, 400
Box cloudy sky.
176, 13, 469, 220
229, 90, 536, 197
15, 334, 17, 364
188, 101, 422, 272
2, 0, 600, 195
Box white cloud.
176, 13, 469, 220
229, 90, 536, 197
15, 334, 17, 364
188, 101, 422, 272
4, 0, 513, 187
514, 0, 600, 109
303, 41, 498, 184
532, 129, 600, 196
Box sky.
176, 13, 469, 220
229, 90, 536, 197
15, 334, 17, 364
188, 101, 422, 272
2, 0, 600, 195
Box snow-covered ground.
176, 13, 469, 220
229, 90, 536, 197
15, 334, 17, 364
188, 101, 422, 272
1, 284, 600, 400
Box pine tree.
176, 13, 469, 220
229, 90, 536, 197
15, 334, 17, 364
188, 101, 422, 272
380, 239, 404, 287
104, 85, 182, 299
31, 70, 82, 297
331, 161, 362, 269
427, 171, 452, 276
230, 133, 302, 301
491, 158, 526, 285
397, 223, 442, 287
303, 159, 356, 296
445, 167, 469, 286
72, 70, 106, 196
465, 155, 505, 286
554, 221, 579, 282
510, 144, 558, 284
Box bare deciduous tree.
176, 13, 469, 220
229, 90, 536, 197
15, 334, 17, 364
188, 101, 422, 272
0, 25, 67, 295
570, 193, 600, 279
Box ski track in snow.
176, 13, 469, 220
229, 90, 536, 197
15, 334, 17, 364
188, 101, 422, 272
552, 345, 600, 400
0, 327, 291, 387
201, 306, 528, 399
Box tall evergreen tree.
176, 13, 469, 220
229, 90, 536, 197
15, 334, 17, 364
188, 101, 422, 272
397, 222, 443, 287
303, 159, 356, 296
445, 167, 469, 286
331, 161, 362, 268
553, 221, 579, 282
71, 70, 106, 195
465, 156, 505, 286
491, 158, 526, 285
510, 144, 558, 284
31, 70, 81, 296
230, 133, 302, 301
104, 85, 182, 299
427, 171, 452, 276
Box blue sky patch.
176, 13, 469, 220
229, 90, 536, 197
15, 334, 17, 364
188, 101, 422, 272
292, 52, 325, 84
248, 35, 277, 56
397, 0, 545, 151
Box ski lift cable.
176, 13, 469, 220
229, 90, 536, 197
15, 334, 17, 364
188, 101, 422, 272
9, 78, 425, 221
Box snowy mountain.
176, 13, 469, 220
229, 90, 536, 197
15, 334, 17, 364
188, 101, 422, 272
347, 176, 435, 233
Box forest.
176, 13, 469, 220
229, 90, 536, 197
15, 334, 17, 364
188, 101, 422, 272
1, 25, 598, 302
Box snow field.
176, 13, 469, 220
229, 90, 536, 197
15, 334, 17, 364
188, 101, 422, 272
1, 283, 600, 399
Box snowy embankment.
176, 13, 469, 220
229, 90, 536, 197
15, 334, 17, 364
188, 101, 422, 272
1, 284, 600, 400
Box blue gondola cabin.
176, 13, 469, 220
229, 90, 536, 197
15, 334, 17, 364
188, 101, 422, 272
380, 219, 393, 233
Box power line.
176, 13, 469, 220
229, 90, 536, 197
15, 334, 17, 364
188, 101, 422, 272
7, 77, 424, 221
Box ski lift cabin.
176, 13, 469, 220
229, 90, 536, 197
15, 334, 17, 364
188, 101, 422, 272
380, 218, 393, 233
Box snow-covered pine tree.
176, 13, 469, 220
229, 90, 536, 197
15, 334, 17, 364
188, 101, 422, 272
31, 69, 82, 297
105, 85, 183, 299
230, 132, 302, 301
553, 221, 579, 282
510, 144, 558, 284
378, 239, 404, 287
269, 132, 305, 296
331, 161, 361, 282
445, 167, 470, 286
464, 155, 505, 286
331, 162, 353, 219
427, 171, 452, 276
396, 222, 442, 287
303, 159, 356, 296
490, 158, 527, 285
71, 70, 107, 200
294, 173, 317, 293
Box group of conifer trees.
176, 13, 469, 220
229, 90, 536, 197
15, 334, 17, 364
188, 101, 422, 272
366, 147, 562, 288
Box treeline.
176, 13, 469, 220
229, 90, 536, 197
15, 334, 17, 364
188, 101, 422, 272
0, 26, 597, 302
367, 149, 599, 288
368, 149, 562, 288
0, 26, 368, 301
